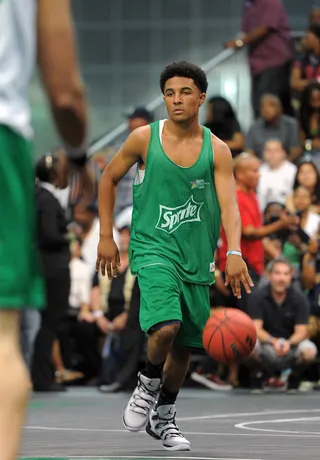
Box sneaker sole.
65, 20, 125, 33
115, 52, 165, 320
146, 423, 191, 451
190, 373, 232, 391
250, 389, 264, 394
164, 444, 191, 451
263, 386, 287, 393
146, 422, 160, 440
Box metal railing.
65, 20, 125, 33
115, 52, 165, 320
88, 48, 236, 155
88, 30, 305, 156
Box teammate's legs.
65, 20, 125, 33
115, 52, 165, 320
0, 311, 30, 460
0, 126, 44, 459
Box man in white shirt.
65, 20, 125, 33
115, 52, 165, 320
257, 139, 297, 212
69, 240, 92, 313
72, 203, 120, 280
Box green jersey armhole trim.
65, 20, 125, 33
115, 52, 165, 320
133, 122, 155, 187
205, 128, 215, 170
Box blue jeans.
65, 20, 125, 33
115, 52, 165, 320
20, 309, 41, 369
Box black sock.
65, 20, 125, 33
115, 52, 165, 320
144, 359, 164, 379
156, 386, 178, 408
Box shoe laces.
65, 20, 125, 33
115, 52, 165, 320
155, 414, 184, 440
129, 378, 158, 416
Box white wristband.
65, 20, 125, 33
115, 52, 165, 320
226, 250, 242, 257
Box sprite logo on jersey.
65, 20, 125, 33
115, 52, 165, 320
155, 195, 203, 234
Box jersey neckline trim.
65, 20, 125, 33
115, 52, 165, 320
157, 119, 207, 170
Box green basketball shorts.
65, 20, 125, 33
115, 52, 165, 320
0, 125, 45, 309
138, 263, 210, 348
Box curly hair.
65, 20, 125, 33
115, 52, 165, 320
160, 61, 208, 94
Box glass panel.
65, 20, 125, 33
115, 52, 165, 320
29, 0, 302, 158
29, 0, 243, 157
203, 49, 253, 133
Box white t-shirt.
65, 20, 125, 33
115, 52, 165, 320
304, 212, 320, 238
115, 206, 132, 229
257, 160, 297, 212
69, 258, 91, 309
0, 0, 36, 138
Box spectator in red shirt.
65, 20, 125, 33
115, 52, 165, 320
226, 0, 293, 118
219, 153, 298, 310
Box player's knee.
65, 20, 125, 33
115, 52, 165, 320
0, 343, 30, 393
150, 321, 181, 346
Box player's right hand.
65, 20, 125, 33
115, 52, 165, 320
96, 236, 121, 279
225, 255, 254, 299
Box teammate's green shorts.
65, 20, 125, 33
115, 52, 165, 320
138, 263, 210, 348
0, 125, 45, 309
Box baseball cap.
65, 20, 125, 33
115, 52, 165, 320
128, 107, 153, 122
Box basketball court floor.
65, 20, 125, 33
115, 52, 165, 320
20, 387, 320, 460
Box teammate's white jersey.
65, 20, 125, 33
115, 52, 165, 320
0, 0, 37, 138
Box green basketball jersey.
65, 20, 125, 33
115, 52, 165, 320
129, 120, 221, 285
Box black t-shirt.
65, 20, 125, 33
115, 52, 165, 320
247, 284, 309, 339
106, 269, 127, 321
35, 186, 70, 275
294, 52, 320, 81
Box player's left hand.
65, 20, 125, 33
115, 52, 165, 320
225, 255, 254, 299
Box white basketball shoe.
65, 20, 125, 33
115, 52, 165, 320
146, 404, 191, 451
123, 372, 161, 431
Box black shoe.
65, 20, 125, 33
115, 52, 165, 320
314, 380, 320, 391
33, 382, 67, 392
250, 372, 265, 394
287, 373, 301, 393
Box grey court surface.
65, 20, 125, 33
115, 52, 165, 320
20, 388, 320, 460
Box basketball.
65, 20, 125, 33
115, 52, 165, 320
202, 308, 257, 363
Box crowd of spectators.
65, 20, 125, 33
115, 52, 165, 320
22, 2, 320, 395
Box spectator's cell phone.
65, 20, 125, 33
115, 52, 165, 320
297, 228, 310, 244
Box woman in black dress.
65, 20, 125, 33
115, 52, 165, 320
32, 151, 72, 391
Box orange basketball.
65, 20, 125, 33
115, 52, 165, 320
202, 308, 257, 364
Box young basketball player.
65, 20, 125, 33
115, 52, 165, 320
96, 61, 253, 451
0, 1, 90, 459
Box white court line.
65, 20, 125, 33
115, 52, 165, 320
177, 408, 320, 421
25, 409, 320, 442
20, 456, 262, 460
235, 416, 320, 435
24, 425, 320, 438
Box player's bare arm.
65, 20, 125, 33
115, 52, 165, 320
96, 126, 150, 279
213, 136, 254, 298
37, 0, 87, 149
37, 0, 95, 204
